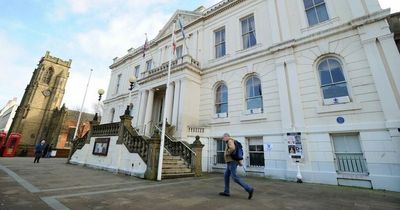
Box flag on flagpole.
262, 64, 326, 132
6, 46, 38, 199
172, 30, 177, 55
142, 34, 150, 58
177, 16, 189, 54
177, 17, 186, 39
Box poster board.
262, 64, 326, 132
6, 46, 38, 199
92, 138, 110, 156
287, 132, 302, 159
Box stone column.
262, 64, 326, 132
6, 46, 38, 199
362, 39, 400, 123
144, 134, 161, 180
267, 0, 281, 44
172, 80, 181, 126
275, 62, 292, 131
285, 59, 305, 130
347, 0, 367, 18
144, 89, 155, 136
137, 90, 148, 132
191, 136, 204, 177
377, 34, 400, 95
165, 82, 175, 124
275, 0, 291, 41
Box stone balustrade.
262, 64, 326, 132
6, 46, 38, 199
140, 55, 200, 79
92, 123, 120, 137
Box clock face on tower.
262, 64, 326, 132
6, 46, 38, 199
42, 90, 51, 97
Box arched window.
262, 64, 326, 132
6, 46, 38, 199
42, 67, 54, 84
245, 75, 263, 112
110, 108, 115, 123
318, 57, 349, 103
215, 83, 228, 115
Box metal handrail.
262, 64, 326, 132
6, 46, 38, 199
153, 124, 196, 156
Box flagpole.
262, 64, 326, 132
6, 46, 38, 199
157, 20, 176, 181
73, 69, 92, 140
67, 68, 92, 163
140, 34, 148, 134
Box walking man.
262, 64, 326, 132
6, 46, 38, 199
34, 140, 45, 163
219, 133, 254, 199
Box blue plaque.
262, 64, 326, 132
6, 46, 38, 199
336, 117, 345, 124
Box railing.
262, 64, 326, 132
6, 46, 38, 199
75, 132, 89, 150
334, 153, 369, 174
122, 126, 149, 162
140, 55, 200, 78
70, 131, 89, 157
92, 123, 120, 137
153, 125, 196, 168
187, 126, 205, 134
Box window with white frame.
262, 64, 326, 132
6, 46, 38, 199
215, 138, 226, 164
332, 134, 368, 174
146, 59, 152, 71
318, 57, 349, 104
176, 45, 183, 59
134, 65, 140, 78
215, 83, 228, 117
247, 137, 264, 167
245, 75, 263, 113
115, 74, 122, 94
215, 27, 226, 58
303, 0, 329, 26
241, 15, 257, 49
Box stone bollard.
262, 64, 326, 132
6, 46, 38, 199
191, 135, 204, 177
144, 132, 161, 180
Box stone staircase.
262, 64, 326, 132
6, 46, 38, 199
162, 150, 194, 179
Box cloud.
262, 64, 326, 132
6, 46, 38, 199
0, 0, 229, 112
55, 0, 174, 113
0, 31, 34, 106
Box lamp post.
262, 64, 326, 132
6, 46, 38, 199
125, 75, 137, 116
94, 89, 105, 121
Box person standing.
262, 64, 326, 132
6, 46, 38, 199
46, 144, 53, 158
34, 140, 45, 163
42, 143, 49, 158
219, 133, 254, 199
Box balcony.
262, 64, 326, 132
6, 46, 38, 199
139, 55, 201, 83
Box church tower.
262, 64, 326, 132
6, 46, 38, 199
8, 51, 71, 145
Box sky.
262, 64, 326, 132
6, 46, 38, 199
0, 0, 399, 113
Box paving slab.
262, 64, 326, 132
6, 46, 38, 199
0, 157, 399, 210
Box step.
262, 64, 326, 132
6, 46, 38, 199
163, 156, 182, 160
162, 168, 192, 174
162, 159, 185, 164
162, 173, 195, 179
162, 165, 189, 169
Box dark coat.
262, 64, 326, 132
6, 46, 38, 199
35, 144, 45, 154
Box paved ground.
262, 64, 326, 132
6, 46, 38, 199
0, 158, 399, 210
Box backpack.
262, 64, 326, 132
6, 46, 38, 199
231, 140, 244, 161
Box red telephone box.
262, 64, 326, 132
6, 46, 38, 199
3, 133, 21, 157
0, 132, 6, 147
0, 132, 6, 155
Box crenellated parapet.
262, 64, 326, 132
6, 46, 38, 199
42, 51, 72, 68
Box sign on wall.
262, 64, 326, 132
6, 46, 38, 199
92, 138, 110, 156
287, 132, 302, 159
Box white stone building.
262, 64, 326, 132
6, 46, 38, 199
0, 97, 18, 132
100, 0, 400, 191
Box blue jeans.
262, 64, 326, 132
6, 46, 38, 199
224, 161, 252, 194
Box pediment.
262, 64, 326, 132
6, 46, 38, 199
154, 10, 202, 40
